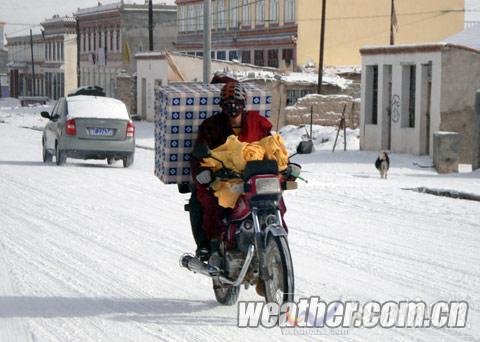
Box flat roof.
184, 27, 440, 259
360, 43, 480, 56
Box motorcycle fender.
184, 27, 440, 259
264, 224, 287, 245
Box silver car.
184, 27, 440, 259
41, 95, 135, 167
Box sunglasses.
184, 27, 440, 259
223, 101, 245, 117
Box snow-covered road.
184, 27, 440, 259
0, 107, 479, 341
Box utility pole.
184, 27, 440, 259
148, 0, 153, 51
317, 0, 326, 94
203, 0, 211, 83
390, 0, 395, 45
29, 28, 36, 96
76, 17, 81, 87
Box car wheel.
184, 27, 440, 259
42, 138, 53, 163
55, 143, 66, 166
107, 157, 115, 165
123, 153, 134, 168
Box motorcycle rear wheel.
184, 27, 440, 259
264, 235, 294, 304
213, 279, 240, 305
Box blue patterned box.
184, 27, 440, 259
154, 82, 272, 184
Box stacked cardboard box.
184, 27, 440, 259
154, 82, 272, 184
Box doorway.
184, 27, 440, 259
382, 65, 392, 150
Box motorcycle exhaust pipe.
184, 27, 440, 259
180, 244, 255, 287
180, 254, 220, 277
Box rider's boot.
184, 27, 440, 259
208, 239, 222, 269
195, 242, 210, 262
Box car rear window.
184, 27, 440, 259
67, 96, 130, 120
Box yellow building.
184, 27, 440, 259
176, 0, 464, 68
297, 0, 465, 66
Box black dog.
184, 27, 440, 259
375, 151, 390, 179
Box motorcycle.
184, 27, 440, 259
180, 141, 310, 305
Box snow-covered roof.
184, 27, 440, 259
361, 42, 480, 56
216, 70, 352, 89
76, 3, 122, 16
76, 1, 176, 16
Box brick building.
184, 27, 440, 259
76, 1, 177, 99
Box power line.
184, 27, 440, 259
2, 4, 471, 38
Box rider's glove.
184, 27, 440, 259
286, 163, 301, 179
196, 169, 212, 185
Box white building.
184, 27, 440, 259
360, 43, 480, 165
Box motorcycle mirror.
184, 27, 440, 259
296, 140, 314, 154
192, 143, 211, 159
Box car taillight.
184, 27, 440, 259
126, 120, 135, 138
66, 119, 76, 136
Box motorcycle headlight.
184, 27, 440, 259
255, 177, 281, 195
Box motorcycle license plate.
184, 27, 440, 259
88, 127, 114, 136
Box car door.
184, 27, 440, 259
44, 101, 59, 151
54, 98, 67, 140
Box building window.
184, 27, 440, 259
116, 28, 120, 51
287, 89, 311, 106
88, 29, 91, 51
197, 3, 204, 31
109, 30, 113, 51
402, 64, 416, 128
285, 0, 295, 23
229, 0, 238, 29
217, 50, 226, 60
267, 49, 278, 67
256, 0, 265, 25
254, 49, 264, 66
45, 44, 48, 60
178, 5, 185, 32
241, 0, 250, 26
185, 4, 193, 31
269, 0, 278, 24
60, 42, 64, 61
53, 42, 56, 61
241, 50, 251, 64
218, 0, 226, 29
83, 30, 86, 52
99, 29, 102, 48
366, 65, 378, 125
228, 50, 238, 61
282, 48, 294, 67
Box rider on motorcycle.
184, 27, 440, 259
190, 81, 273, 261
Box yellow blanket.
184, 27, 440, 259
200, 133, 289, 208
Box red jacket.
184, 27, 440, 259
191, 111, 272, 177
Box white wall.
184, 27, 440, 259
361, 49, 442, 156
136, 53, 278, 122
64, 34, 78, 96
136, 59, 169, 121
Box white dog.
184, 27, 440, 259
375, 151, 390, 179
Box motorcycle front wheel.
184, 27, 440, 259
264, 235, 295, 304
213, 279, 240, 305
